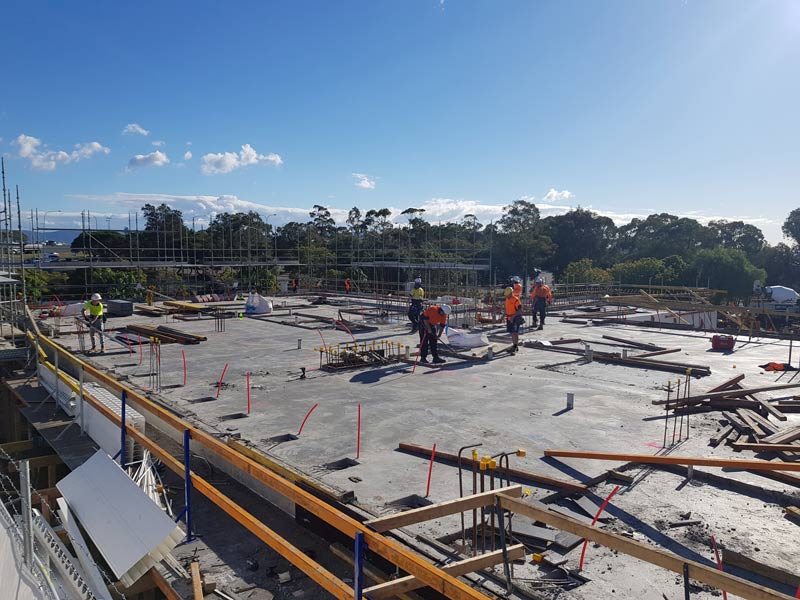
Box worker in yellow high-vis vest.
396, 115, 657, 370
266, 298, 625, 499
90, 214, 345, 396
81, 293, 105, 353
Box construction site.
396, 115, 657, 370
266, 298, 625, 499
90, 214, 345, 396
1, 269, 800, 600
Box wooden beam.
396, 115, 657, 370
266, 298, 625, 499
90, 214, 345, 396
0, 439, 33, 454
499, 494, 795, 600
150, 568, 181, 600
654, 383, 800, 407
7, 454, 62, 471
190, 561, 204, 600
633, 348, 681, 358
722, 549, 800, 588
363, 546, 526, 600
397, 442, 585, 493
730, 442, 800, 453
543, 449, 800, 472
329, 543, 421, 600
365, 486, 522, 533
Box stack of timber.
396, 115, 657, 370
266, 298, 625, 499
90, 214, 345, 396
524, 335, 710, 376
125, 324, 208, 344
134, 303, 174, 316
162, 300, 207, 313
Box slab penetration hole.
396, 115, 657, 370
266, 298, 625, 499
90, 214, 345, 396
219, 412, 249, 421
189, 396, 217, 404
389, 494, 433, 510
323, 458, 359, 471
266, 433, 299, 444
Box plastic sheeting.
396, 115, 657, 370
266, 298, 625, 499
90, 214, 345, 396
245, 292, 273, 315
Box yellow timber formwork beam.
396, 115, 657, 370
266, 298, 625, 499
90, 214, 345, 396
498, 494, 794, 600
32, 332, 495, 600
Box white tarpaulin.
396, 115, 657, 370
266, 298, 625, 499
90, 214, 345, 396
57, 451, 183, 588
245, 292, 273, 315
445, 327, 489, 349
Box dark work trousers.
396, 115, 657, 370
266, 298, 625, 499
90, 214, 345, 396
408, 300, 423, 330
418, 326, 439, 360
533, 298, 548, 326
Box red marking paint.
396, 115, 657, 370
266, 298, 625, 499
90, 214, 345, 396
795, 583, 800, 599
645, 441, 662, 448
412, 333, 428, 374
216, 362, 229, 398
297, 402, 319, 436
425, 443, 437, 497
332, 319, 357, 343
357, 403, 361, 459
316, 328, 328, 351
709, 535, 728, 600
246, 371, 251, 414
124, 333, 133, 356
578, 485, 621, 570
182, 349, 187, 386
138, 337, 143, 366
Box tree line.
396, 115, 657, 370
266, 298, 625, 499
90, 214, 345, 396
62, 201, 800, 300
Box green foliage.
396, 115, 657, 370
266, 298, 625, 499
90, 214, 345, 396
783, 209, 800, 246
23, 270, 68, 301
543, 208, 617, 273
562, 259, 613, 284
88, 268, 146, 299
690, 247, 766, 299
610, 257, 679, 285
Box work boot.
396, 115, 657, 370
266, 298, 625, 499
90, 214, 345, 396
537, 324, 543, 331
512, 344, 518, 353
419, 357, 429, 364
432, 357, 446, 364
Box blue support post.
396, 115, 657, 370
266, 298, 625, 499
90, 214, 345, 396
354, 532, 366, 600
175, 429, 194, 542
114, 390, 127, 467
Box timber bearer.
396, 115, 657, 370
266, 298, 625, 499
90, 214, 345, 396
81, 293, 106, 353
418, 303, 451, 364
530, 277, 552, 330
408, 276, 424, 333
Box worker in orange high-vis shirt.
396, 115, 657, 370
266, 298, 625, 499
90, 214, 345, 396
504, 287, 523, 353
418, 304, 451, 364
530, 277, 552, 330
344, 277, 351, 293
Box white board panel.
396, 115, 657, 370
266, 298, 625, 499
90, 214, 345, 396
57, 451, 182, 580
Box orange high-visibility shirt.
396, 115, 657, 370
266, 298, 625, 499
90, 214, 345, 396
512, 282, 522, 298
530, 284, 552, 302
505, 296, 522, 319
422, 306, 447, 326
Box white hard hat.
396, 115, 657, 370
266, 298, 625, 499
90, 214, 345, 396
414, 277, 422, 284
91, 293, 102, 301
535, 278, 544, 284
439, 304, 452, 316
512, 276, 521, 283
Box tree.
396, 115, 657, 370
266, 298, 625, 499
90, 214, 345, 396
708, 220, 765, 256
615, 214, 713, 260
782, 209, 800, 246
309, 205, 335, 237
401, 207, 427, 230
753, 243, 800, 289
562, 259, 613, 284
140, 203, 188, 259
497, 200, 553, 278
364, 208, 393, 233
610, 257, 674, 284
690, 247, 766, 298
346, 207, 363, 235
461, 214, 482, 232
543, 208, 617, 274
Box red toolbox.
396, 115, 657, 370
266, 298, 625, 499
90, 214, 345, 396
711, 334, 735, 350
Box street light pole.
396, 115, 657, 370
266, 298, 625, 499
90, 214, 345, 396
41, 209, 62, 263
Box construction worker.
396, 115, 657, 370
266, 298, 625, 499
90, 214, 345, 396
408, 277, 425, 333
344, 277, 351, 294
418, 303, 451, 364
511, 276, 523, 298
530, 277, 552, 330
504, 286, 523, 352
81, 293, 105, 353
291, 278, 298, 293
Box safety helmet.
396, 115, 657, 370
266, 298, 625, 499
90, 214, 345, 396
504, 286, 513, 297
91, 293, 102, 301
535, 277, 544, 285
439, 304, 452, 316
512, 276, 521, 283
414, 277, 422, 284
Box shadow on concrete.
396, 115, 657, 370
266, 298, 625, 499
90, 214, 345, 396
349, 364, 411, 385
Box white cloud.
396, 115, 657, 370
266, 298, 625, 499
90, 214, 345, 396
151, 140, 165, 147
13, 134, 110, 171
183, 150, 193, 161
122, 123, 150, 136
127, 150, 170, 170
352, 173, 376, 189
200, 143, 282, 175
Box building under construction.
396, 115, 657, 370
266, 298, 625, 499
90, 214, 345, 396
1, 280, 799, 600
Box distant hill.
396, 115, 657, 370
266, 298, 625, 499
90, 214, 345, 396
22, 230, 81, 245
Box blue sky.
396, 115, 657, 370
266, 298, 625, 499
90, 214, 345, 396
1, 0, 798, 242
